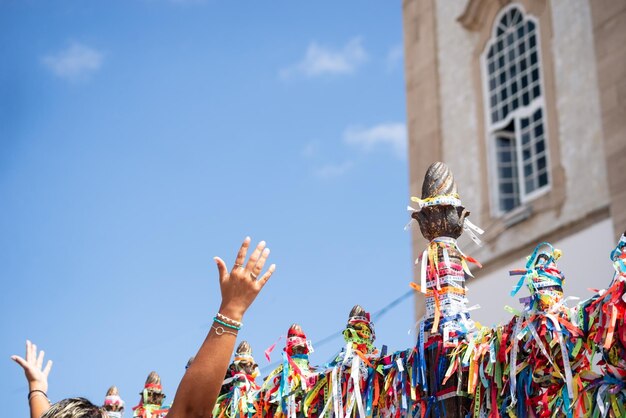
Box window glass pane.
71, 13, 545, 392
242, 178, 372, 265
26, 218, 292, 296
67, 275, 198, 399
535, 140, 545, 154
506, 33, 515, 47
539, 172, 548, 187
500, 88, 508, 102
520, 58, 527, 72
500, 182, 514, 194
537, 156, 546, 171
500, 198, 519, 212
524, 163, 532, 177
495, 130, 520, 212
499, 166, 513, 178
531, 68, 540, 83
533, 85, 541, 99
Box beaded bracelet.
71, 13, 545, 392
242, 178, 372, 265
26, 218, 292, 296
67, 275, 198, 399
214, 317, 241, 330
216, 312, 242, 327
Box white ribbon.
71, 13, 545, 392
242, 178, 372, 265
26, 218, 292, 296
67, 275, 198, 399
331, 366, 343, 418
463, 218, 484, 246
420, 249, 428, 293
509, 316, 522, 406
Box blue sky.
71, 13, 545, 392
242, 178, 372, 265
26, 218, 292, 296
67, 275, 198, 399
0, 1, 413, 415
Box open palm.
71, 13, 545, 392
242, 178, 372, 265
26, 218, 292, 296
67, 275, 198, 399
11, 340, 53, 392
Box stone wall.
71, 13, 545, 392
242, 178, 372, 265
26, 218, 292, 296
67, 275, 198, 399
589, 0, 626, 236
404, 0, 613, 278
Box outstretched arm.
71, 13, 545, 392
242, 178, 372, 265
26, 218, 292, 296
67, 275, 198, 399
11, 340, 53, 418
167, 237, 276, 418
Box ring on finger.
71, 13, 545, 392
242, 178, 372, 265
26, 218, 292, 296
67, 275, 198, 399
250, 273, 258, 280
234, 263, 244, 269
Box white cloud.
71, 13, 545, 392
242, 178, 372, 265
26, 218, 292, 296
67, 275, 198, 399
386, 44, 403, 71
42, 42, 104, 81
314, 161, 354, 179
343, 122, 407, 159
280, 37, 367, 79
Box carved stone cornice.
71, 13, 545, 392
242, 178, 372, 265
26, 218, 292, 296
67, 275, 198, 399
457, 0, 512, 31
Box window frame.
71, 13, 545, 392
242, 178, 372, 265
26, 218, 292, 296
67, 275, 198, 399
480, 4, 552, 218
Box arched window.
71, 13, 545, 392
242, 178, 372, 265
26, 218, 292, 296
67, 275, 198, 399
482, 5, 550, 214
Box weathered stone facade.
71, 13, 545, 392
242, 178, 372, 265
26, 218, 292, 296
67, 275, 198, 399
403, 0, 625, 319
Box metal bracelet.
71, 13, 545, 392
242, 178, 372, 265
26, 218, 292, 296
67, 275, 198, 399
212, 325, 238, 337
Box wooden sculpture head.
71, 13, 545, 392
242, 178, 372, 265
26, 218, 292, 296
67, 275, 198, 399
412, 162, 469, 241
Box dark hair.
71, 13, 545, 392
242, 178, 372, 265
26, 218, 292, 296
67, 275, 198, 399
41, 398, 107, 418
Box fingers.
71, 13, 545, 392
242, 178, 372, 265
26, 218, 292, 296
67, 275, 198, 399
257, 263, 276, 288
245, 241, 266, 271
43, 360, 53, 377
36, 350, 45, 370
27, 340, 34, 363
11, 355, 28, 370
252, 248, 270, 276
214, 257, 228, 283
233, 237, 251, 270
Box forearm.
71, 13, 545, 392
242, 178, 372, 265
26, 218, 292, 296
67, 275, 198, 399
28, 384, 50, 418
167, 306, 242, 418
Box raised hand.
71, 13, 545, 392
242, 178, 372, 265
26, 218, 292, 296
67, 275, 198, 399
11, 340, 53, 393
214, 237, 276, 322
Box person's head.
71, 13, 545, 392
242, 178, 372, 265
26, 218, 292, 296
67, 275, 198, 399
41, 398, 107, 418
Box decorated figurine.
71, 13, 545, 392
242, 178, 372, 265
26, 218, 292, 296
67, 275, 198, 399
305, 305, 379, 417
202, 162, 626, 417
132, 371, 169, 418
213, 341, 261, 418
406, 162, 483, 416
578, 231, 626, 416
259, 324, 316, 417
103, 385, 125, 418
408, 162, 482, 341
